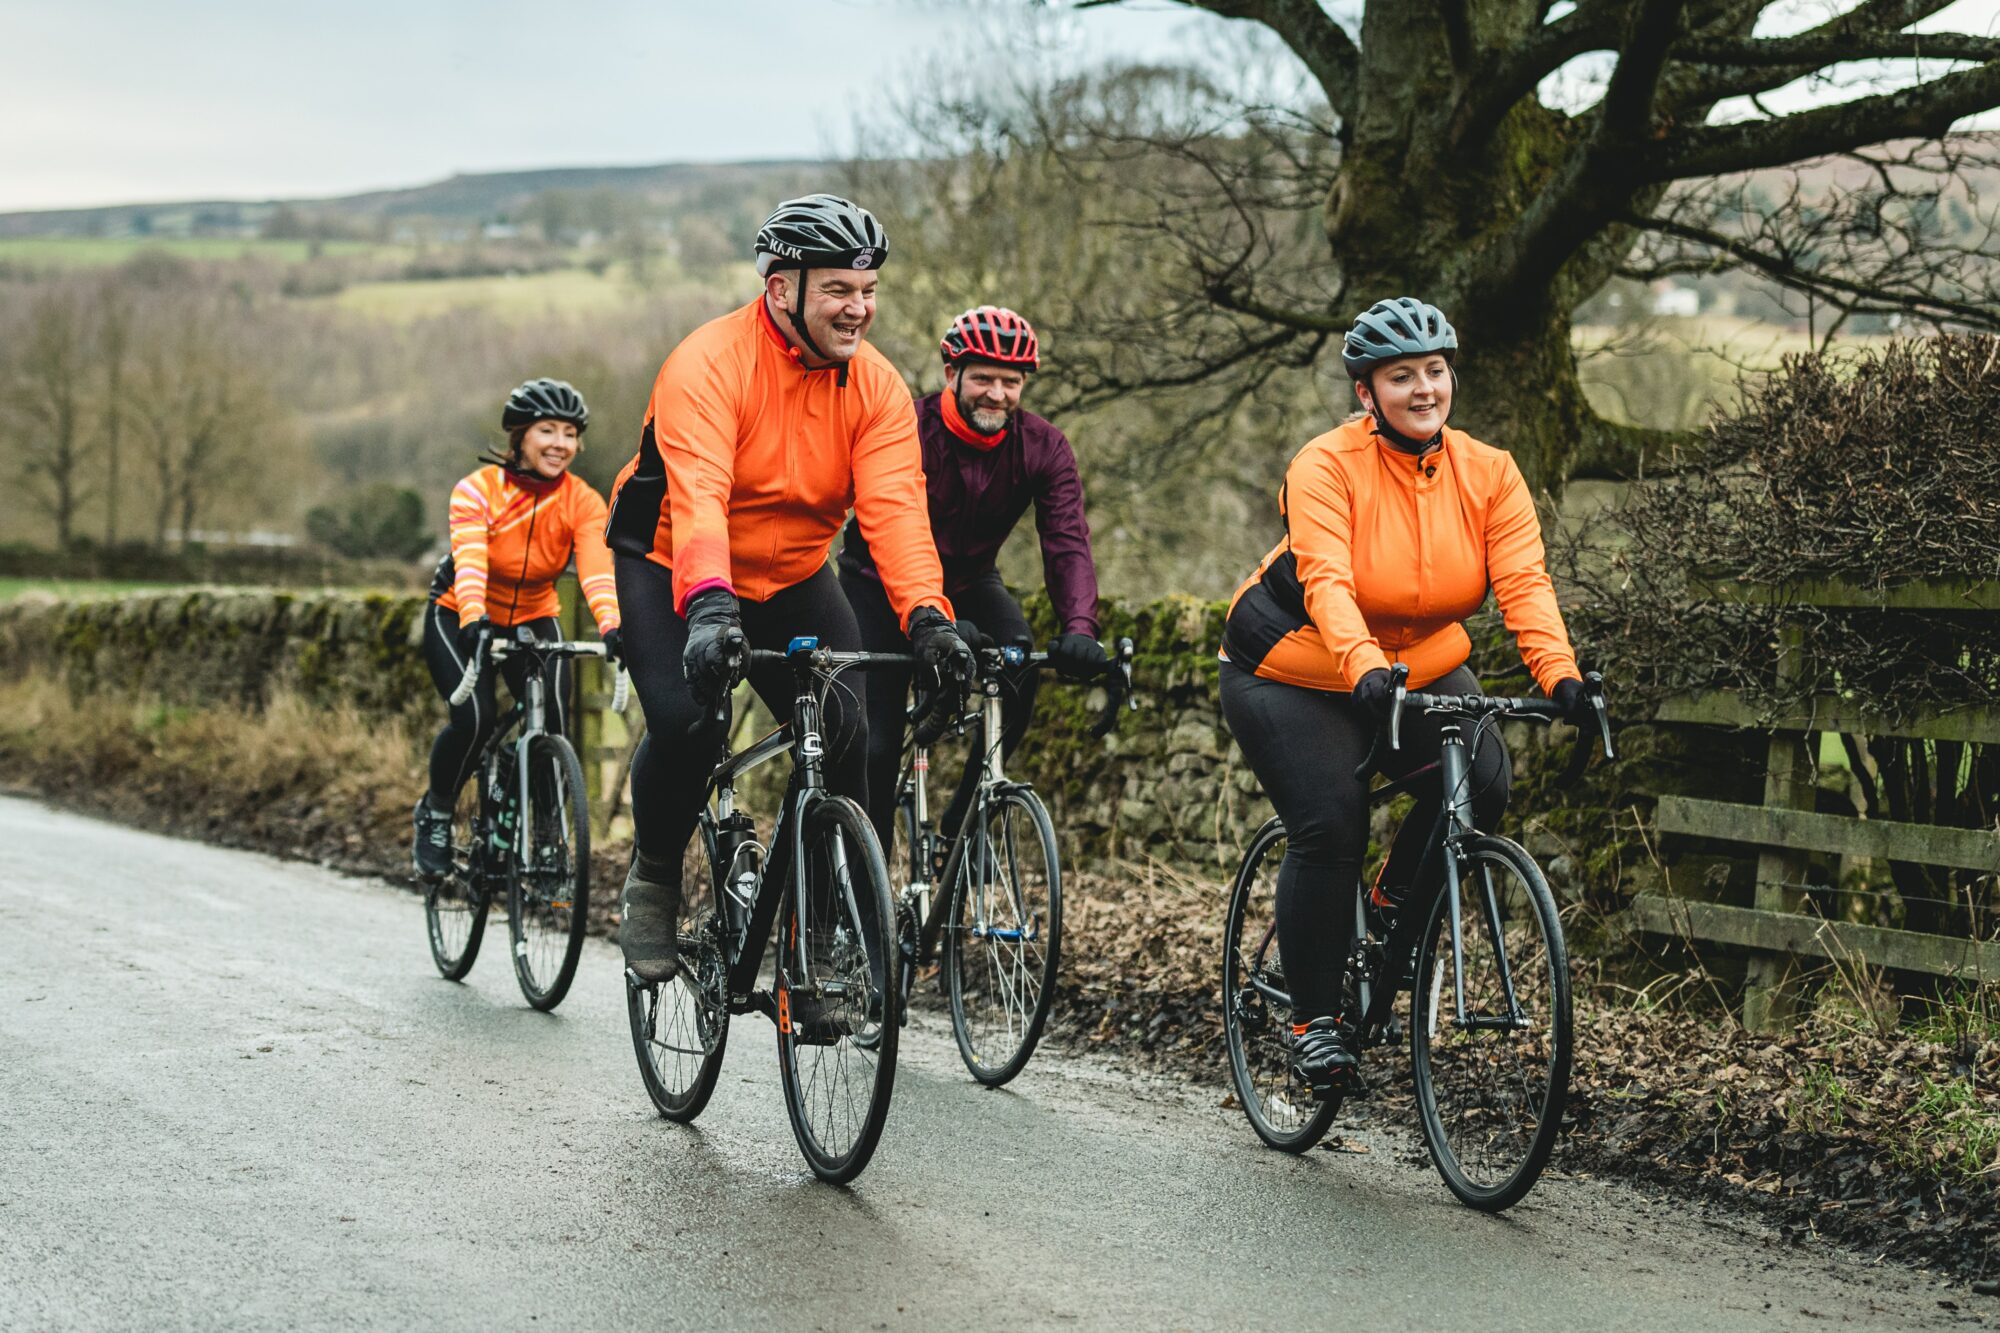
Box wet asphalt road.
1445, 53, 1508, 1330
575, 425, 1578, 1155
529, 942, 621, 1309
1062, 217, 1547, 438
0, 795, 1988, 1332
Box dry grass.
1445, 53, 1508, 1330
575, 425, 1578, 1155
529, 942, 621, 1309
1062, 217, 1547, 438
0, 674, 426, 876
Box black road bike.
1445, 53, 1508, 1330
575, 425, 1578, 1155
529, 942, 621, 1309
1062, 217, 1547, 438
625, 638, 907, 1184
888, 639, 1134, 1085
1222, 664, 1613, 1211
424, 628, 627, 1012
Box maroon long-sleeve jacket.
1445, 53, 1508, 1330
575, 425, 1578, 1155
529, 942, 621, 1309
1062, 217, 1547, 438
838, 391, 1100, 636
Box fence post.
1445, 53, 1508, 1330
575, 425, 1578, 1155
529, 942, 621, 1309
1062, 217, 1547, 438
1744, 622, 1812, 1033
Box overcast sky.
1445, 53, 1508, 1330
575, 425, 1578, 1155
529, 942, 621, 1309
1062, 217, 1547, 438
6, 0, 1998, 213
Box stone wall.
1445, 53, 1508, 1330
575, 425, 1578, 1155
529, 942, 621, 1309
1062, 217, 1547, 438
0, 584, 1264, 863
0, 589, 434, 723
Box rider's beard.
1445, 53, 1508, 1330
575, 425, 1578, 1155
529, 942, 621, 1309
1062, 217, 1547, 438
958, 390, 1012, 435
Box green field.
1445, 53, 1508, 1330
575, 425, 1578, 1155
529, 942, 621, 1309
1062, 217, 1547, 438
0, 237, 394, 267
320, 259, 753, 322
0, 578, 185, 603
322, 267, 642, 320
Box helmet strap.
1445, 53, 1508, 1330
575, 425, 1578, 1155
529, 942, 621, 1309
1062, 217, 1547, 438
1361, 372, 1446, 455
781, 265, 850, 386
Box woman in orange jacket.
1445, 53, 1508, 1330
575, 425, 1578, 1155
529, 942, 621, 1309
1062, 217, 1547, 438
412, 377, 622, 881
1218, 298, 1595, 1090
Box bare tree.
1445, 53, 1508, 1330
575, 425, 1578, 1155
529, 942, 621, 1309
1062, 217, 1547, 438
3, 285, 97, 550
1037, 1, 2000, 492
98, 281, 132, 547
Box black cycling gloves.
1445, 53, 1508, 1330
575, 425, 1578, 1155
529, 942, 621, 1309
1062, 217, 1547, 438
1350, 667, 1396, 719
1551, 676, 1597, 725
601, 627, 625, 668
1049, 633, 1108, 681
908, 606, 974, 684
682, 588, 747, 706
457, 616, 493, 659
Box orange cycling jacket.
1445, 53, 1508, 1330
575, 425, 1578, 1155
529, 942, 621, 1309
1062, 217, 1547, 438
605, 298, 951, 628
1221, 417, 1578, 695
434, 466, 621, 632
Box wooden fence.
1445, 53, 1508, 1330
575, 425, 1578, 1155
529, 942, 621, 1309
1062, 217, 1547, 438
1628, 577, 2000, 1031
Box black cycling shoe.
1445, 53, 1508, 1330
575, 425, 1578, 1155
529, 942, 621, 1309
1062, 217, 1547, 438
1290, 1016, 1360, 1092
619, 850, 683, 984
412, 797, 453, 881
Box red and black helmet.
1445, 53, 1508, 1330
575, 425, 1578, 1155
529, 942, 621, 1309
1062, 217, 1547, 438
940, 305, 1040, 371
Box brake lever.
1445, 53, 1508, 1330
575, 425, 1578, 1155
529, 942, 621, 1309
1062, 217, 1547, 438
1587, 671, 1615, 760
1387, 663, 1410, 751
1090, 638, 1137, 740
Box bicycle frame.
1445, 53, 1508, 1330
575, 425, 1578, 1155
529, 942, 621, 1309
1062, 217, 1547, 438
898, 639, 1133, 968
696, 640, 894, 1020
465, 635, 615, 867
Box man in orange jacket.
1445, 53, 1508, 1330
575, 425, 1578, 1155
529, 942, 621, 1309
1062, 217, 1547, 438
605, 194, 972, 983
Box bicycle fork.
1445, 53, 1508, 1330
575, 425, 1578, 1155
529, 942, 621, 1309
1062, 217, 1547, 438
1430, 722, 1528, 1035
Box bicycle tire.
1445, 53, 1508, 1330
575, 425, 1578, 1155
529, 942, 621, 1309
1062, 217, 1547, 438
1222, 816, 1337, 1152
508, 734, 590, 1011
944, 786, 1061, 1087
775, 796, 898, 1183
426, 777, 492, 980
628, 814, 731, 1122
1409, 834, 1572, 1212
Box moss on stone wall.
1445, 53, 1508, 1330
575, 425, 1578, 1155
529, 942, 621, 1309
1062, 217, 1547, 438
0, 588, 433, 725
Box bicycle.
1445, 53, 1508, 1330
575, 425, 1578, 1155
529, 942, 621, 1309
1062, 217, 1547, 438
624, 637, 908, 1184
423, 626, 628, 1012
1222, 663, 1613, 1211
886, 638, 1135, 1085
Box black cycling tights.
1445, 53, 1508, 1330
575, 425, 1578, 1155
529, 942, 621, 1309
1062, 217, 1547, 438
616, 556, 868, 869
422, 604, 566, 810
840, 566, 1039, 856
1219, 661, 1510, 1024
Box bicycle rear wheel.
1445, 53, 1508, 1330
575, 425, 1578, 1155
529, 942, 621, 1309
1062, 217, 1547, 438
1410, 834, 1572, 1212
509, 734, 590, 1011
628, 814, 731, 1122
1223, 817, 1336, 1152
426, 779, 492, 980
776, 796, 898, 1184
944, 786, 1061, 1086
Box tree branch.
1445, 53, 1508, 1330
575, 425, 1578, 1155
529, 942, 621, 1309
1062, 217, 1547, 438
1440, 0, 1474, 75
1628, 210, 2000, 329
1449, 0, 1626, 148
1666, 0, 1966, 106
1137, 0, 1361, 122
1601, 0, 1689, 140
1647, 59, 2000, 181
1678, 31, 2000, 68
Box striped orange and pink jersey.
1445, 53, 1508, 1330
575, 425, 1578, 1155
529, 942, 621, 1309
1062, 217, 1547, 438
434, 466, 620, 631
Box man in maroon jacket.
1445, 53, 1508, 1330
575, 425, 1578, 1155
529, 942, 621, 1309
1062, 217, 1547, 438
839, 304, 1103, 853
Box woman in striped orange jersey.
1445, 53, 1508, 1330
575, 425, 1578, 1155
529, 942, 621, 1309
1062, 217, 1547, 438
411, 378, 623, 881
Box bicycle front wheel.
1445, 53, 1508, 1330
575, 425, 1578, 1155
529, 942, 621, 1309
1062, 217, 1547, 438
944, 787, 1061, 1086
776, 796, 898, 1184
509, 735, 590, 1011
426, 780, 492, 980
1410, 834, 1572, 1212
628, 814, 731, 1122
1222, 817, 1336, 1152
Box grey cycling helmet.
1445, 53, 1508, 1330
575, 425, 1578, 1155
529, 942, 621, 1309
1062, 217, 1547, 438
502, 377, 588, 432
1341, 298, 1458, 379
753, 194, 889, 277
